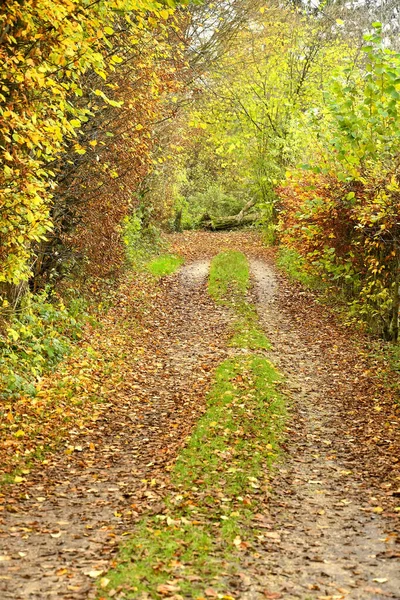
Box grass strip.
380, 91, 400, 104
146, 254, 184, 277
209, 251, 270, 350
208, 251, 249, 303
98, 356, 285, 599
98, 250, 286, 599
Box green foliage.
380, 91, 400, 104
320, 23, 400, 174
279, 25, 400, 339
0, 0, 182, 288
177, 7, 349, 229
276, 248, 320, 289
0, 290, 87, 399
146, 254, 184, 277
261, 222, 277, 247
181, 185, 246, 229
123, 209, 183, 277
123, 210, 166, 266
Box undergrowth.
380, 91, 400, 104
276, 247, 319, 289
0, 269, 154, 482
123, 210, 167, 267
98, 251, 286, 599
0, 289, 88, 400
146, 254, 184, 277
0, 211, 183, 480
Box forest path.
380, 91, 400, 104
171, 232, 400, 599
0, 231, 399, 600
239, 258, 400, 599
0, 255, 228, 599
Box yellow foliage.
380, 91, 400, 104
0, 0, 181, 286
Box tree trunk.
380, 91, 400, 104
200, 212, 259, 231
199, 198, 259, 231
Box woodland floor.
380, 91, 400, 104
0, 231, 399, 600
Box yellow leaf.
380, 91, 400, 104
7, 328, 19, 341
100, 577, 110, 588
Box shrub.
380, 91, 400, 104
0, 290, 87, 399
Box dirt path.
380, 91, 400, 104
1, 231, 399, 599
238, 259, 400, 599
0, 259, 228, 599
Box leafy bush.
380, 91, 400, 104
0, 290, 87, 399
279, 25, 400, 340
123, 209, 166, 266
276, 248, 320, 289
180, 184, 246, 229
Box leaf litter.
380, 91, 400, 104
0, 231, 399, 600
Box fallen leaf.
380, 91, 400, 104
157, 583, 179, 595
100, 577, 110, 588
85, 570, 104, 579
372, 506, 384, 514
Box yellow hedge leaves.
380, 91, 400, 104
0, 0, 179, 287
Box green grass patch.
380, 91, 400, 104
230, 320, 271, 350
208, 251, 249, 303
276, 247, 319, 289
146, 254, 184, 277
98, 355, 286, 599
174, 355, 284, 495
209, 251, 270, 350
